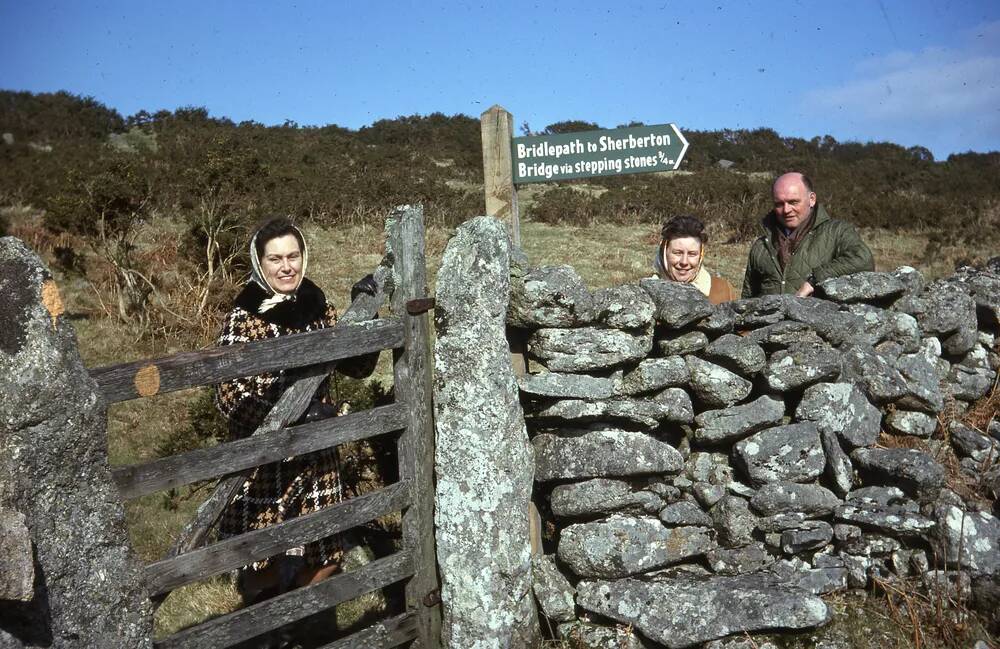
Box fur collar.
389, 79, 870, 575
234, 277, 327, 329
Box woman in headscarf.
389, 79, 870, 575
214, 216, 377, 604
654, 214, 736, 304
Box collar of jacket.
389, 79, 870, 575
758, 203, 832, 243
234, 277, 327, 328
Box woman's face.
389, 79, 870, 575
261, 234, 303, 294
664, 236, 702, 283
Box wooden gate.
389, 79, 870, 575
89, 206, 440, 648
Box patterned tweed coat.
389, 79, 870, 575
215, 277, 345, 570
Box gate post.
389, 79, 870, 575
480, 104, 521, 246
388, 205, 441, 648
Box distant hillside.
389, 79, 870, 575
2, 90, 999, 243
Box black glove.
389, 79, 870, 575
297, 397, 339, 424
350, 273, 378, 301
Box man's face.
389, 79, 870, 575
772, 176, 816, 231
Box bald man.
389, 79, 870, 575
741, 172, 874, 298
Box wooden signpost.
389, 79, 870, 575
479, 104, 689, 244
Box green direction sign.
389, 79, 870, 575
511, 123, 688, 184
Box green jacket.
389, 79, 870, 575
741, 204, 874, 298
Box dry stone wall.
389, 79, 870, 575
511, 261, 1000, 649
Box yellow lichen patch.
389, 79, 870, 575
134, 364, 161, 397
40, 279, 64, 328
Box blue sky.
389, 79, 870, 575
1, 1, 998, 159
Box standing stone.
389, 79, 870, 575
0, 238, 152, 648
433, 217, 537, 648
507, 264, 594, 328
795, 382, 881, 448
820, 429, 855, 496
639, 278, 714, 328
686, 356, 753, 407
733, 423, 825, 485
576, 574, 829, 648
0, 509, 32, 602
528, 326, 652, 372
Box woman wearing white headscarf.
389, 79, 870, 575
653, 214, 736, 305
214, 216, 376, 604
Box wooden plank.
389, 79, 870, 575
90, 318, 402, 403
154, 550, 416, 649
317, 612, 417, 649
145, 481, 411, 596
160, 278, 392, 559
480, 104, 520, 246
114, 403, 406, 499
389, 205, 442, 649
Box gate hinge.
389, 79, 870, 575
422, 589, 441, 607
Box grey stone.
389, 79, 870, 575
949, 421, 1000, 463
731, 295, 790, 328
906, 282, 978, 355
820, 429, 855, 496
846, 486, 910, 508
0, 509, 32, 602
617, 356, 688, 395
706, 543, 778, 575
850, 448, 946, 497
693, 395, 785, 445
819, 271, 905, 303
745, 321, 816, 349
532, 388, 693, 429
763, 343, 841, 392
592, 283, 655, 329
750, 483, 841, 517
557, 517, 714, 578
833, 503, 935, 538
508, 264, 594, 328
890, 265, 925, 299
954, 268, 1000, 328
946, 364, 995, 401
840, 534, 902, 556
734, 423, 825, 485
639, 278, 714, 329
770, 562, 847, 595
895, 340, 947, 413
711, 496, 757, 547
1, 132, 13, 146
550, 479, 664, 518
693, 482, 727, 508
575, 573, 830, 648
531, 554, 576, 623
839, 343, 909, 404
780, 521, 834, 554
921, 570, 972, 601
833, 523, 862, 542
884, 311, 922, 352
557, 621, 654, 649
433, 216, 537, 647
0, 237, 153, 648
795, 382, 881, 448
840, 554, 872, 587
695, 302, 737, 334
812, 552, 845, 569
758, 513, 808, 532
957, 343, 993, 371
659, 500, 713, 527
934, 504, 1000, 575
684, 451, 734, 484
528, 326, 652, 373
884, 410, 937, 437
533, 428, 683, 481
518, 371, 616, 400
686, 356, 752, 407
704, 334, 766, 375
656, 330, 709, 356
784, 298, 870, 347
